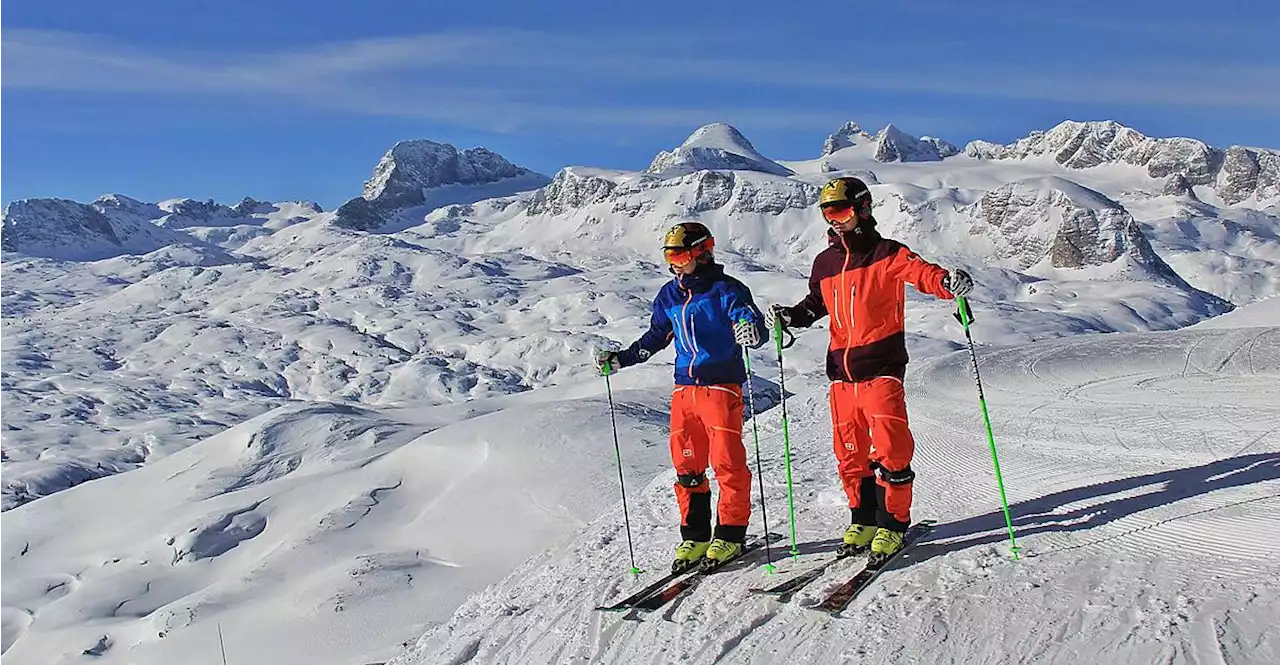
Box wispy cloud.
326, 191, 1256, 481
3, 26, 1277, 137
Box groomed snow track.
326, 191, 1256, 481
392, 322, 1280, 665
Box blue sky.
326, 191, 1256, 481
4, 0, 1277, 210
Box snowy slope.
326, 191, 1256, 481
1189, 294, 1280, 329
0, 389, 675, 665
390, 316, 1280, 665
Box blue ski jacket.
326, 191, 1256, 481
617, 262, 768, 386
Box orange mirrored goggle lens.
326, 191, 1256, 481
821, 203, 856, 224
664, 247, 696, 266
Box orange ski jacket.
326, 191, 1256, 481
783, 224, 954, 382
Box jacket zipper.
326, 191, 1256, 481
679, 288, 698, 382
836, 234, 855, 381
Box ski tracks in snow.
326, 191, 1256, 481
392, 324, 1280, 665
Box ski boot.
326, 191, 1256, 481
868, 528, 905, 567
700, 538, 744, 570
672, 540, 710, 574
837, 524, 877, 557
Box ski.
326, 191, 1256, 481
626, 532, 785, 613
749, 551, 863, 602
811, 520, 936, 614
595, 568, 688, 613
595, 532, 782, 612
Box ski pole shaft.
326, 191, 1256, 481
773, 323, 800, 559
955, 297, 1021, 560
603, 364, 644, 575
740, 325, 775, 573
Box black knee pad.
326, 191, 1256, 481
676, 472, 707, 488
874, 464, 915, 485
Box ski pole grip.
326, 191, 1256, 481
955, 296, 975, 326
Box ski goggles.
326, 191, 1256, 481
821, 203, 857, 225
663, 239, 714, 266
664, 246, 702, 266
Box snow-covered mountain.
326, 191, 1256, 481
872, 124, 959, 163
333, 140, 551, 232
0, 198, 215, 261
965, 120, 1280, 205
818, 121, 958, 164
2, 119, 1279, 665
95, 194, 325, 249
976, 176, 1177, 274
647, 123, 794, 177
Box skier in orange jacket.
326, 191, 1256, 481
767, 176, 973, 564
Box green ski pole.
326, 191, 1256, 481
772, 322, 800, 559
602, 360, 644, 576
955, 296, 1021, 560
740, 322, 776, 574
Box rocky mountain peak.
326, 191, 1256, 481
361, 140, 537, 211
822, 121, 874, 155
872, 124, 958, 162
646, 123, 793, 177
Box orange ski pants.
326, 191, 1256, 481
830, 377, 916, 530
669, 384, 752, 542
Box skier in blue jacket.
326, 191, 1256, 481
595, 222, 769, 573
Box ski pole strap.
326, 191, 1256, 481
780, 327, 796, 350
773, 323, 796, 352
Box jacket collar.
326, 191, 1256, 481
827, 216, 882, 255
673, 260, 724, 293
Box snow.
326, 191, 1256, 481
0, 391, 677, 665
2, 120, 1279, 665
389, 323, 1280, 665
1189, 294, 1280, 329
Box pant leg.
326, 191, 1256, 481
830, 381, 875, 524
670, 386, 713, 541
700, 384, 750, 543
862, 377, 916, 531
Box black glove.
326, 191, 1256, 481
766, 304, 792, 333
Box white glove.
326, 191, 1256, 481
945, 269, 974, 298
733, 319, 761, 348
765, 304, 792, 333
593, 344, 620, 374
